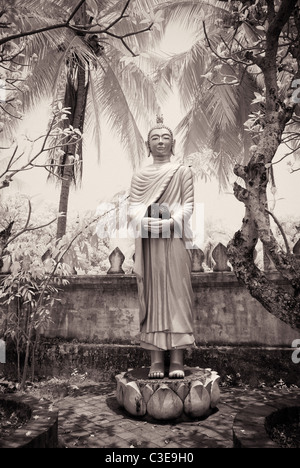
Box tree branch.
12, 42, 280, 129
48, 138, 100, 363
102, 0, 131, 32
266, 0, 275, 22
233, 164, 247, 180
268, 0, 298, 39
0, 0, 88, 47
5, 200, 57, 248
0, 110, 80, 190
290, 166, 300, 173
203, 20, 248, 67
265, 208, 291, 254
233, 181, 249, 203
0, 0, 152, 59
71, 23, 154, 56
0, 22, 68, 47
67, 0, 86, 24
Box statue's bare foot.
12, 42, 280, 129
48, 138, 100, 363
148, 362, 164, 379
168, 363, 185, 379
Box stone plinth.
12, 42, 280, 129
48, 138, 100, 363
115, 367, 221, 421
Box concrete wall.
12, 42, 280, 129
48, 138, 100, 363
44, 272, 297, 347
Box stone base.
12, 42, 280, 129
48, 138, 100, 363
0, 394, 58, 448
115, 367, 221, 421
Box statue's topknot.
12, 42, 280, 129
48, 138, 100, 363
156, 114, 164, 125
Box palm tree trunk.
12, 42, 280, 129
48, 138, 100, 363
56, 153, 73, 240
56, 59, 87, 240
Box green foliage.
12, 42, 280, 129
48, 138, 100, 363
52, 211, 112, 275
0, 193, 56, 247
272, 215, 300, 251
0, 194, 113, 387
0, 265, 60, 343
0, 251, 68, 385
0, 193, 113, 275
0, 103, 82, 191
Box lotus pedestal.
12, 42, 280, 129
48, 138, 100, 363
115, 367, 220, 421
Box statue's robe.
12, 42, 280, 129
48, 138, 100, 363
128, 162, 195, 351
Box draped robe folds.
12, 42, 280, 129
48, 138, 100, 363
128, 162, 195, 351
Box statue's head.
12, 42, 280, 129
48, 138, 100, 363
146, 114, 175, 157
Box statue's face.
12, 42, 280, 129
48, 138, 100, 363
148, 127, 173, 157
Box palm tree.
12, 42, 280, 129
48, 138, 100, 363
1, 0, 161, 239
134, 1, 263, 187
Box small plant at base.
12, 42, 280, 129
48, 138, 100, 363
273, 379, 288, 389
0, 256, 69, 389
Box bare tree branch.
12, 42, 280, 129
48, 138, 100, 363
265, 208, 291, 254
0, 0, 153, 58
0, 0, 87, 47
0, 109, 81, 190
268, 0, 298, 39
203, 20, 249, 67
266, 0, 275, 21
0, 21, 69, 47
4, 199, 57, 248
67, 0, 87, 24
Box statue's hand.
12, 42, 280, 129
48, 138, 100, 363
141, 217, 152, 233
142, 218, 174, 236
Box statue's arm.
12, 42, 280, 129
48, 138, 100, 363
181, 166, 194, 217
171, 166, 194, 233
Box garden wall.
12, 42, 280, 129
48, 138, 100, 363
44, 271, 296, 347
1, 243, 299, 385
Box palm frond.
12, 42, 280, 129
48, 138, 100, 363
153, 0, 231, 30
175, 75, 244, 170
93, 56, 146, 169
1, 45, 65, 142
130, 0, 165, 11
211, 148, 235, 191
14, 0, 70, 16
176, 37, 214, 111
204, 72, 239, 130
154, 22, 228, 111
175, 99, 211, 156
115, 58, 161, 129
22, 50, 67, 111
152, 66, 173, 105
210, 122, 242, 162
2, 29, 97, 141
103, 16, 161, 55
84, 67, 102, 162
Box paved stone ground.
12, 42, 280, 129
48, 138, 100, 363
56, 382, 299, 449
